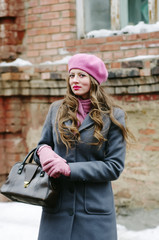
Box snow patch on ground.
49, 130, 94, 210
0, 202, 159, 240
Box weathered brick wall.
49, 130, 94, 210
0, 0, 159, 208
26, 0, 76, 63
0, 0, 25, 61
113, 99, 159, 210
1, 0, 159, 64
0, 59, 159, 208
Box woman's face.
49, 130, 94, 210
69, 69, 91, 99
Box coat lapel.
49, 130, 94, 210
64, 114, 94, 132
78, 114, 94, 132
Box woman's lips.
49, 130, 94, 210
73, 86, 81, 90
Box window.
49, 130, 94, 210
120, 0, 149, 28
84, 0, 111, 33
76, 0, 111, 38
76, 0, 159, 39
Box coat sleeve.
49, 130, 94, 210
69, 109, 126, 182
33, 104, 54, 165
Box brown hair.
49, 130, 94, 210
56, 75, 134, 150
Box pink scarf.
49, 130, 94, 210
77, 98, 92, 125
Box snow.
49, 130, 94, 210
0, 58, 32, 67
118, 55, 159, 62
117, 225, 159, 240
0, 202, 159, 240
86, 21, 159, 38
40, 56, 72, 65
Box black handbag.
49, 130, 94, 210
0, 148, 60, 207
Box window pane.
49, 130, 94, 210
128, 0, 149, 25
84, 0, 111, 33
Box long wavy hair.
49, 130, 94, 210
56, 75, 134, 150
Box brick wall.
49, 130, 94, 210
0, 0, 159, 208
65, 32, 159, 64
1, 0, 159, 64
26, 0, 76, 63
0, 60, 159, 208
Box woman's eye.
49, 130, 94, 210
69, 74, 74, 78
79, 74, 85, 78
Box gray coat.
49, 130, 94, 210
34, 100, 126, 240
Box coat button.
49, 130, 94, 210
68, 209, 74, 216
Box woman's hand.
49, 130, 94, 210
37, 145, 71, 178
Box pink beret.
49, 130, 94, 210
68, 53, 108, 84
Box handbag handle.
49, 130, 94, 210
18, 148, 37, 175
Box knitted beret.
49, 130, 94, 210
68, 53, 108, 84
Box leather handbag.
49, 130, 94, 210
0, 148, 60, 207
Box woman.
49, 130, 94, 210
34, 53, 131, 240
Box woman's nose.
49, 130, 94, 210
73, 74, 79, 82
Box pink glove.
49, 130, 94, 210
37, 145, 71, 178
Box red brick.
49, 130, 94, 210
61, 25, 76, 33
148, 48, 159, 55
100, 43, 120, 51
121, 42, 145, 50
136, 48, 147, 56
149, 31, 159, 38
29, 0, 39, 7
27, 50, 40, 57
113, 51, 124, 59
28, 26, 60, 36
126, 34, 138, 41
52, 33, 75, 41
79, 46, 99, 53
40, 49, 58, 56
33, 35, 51, 43
5, 111, 20, 118
40, 0, 58, 5
41, 12, 59, 20
61, 10, 75, 18
65, 40, 75, 47
59, 0, 73, 2
31, 6, 51, 14
111, 62, 121, 69
102, 52, 113, 60
106, 35, 124, 43
28, 43, 46, 50
31, 21, 51, 28
137, 33, 149, 40
51, 18, 75, 26
27, 37, 33, 44
51, 3, 75, 11
124, 50, 136, 58
46, 41, 65, 48
146, 40, 159, 48
1, 73, 30, 81
139, 129, 156, 135
144, 146, 159, 151
83, 38, 106, 45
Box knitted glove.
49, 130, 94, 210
37, 145, 71, 178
